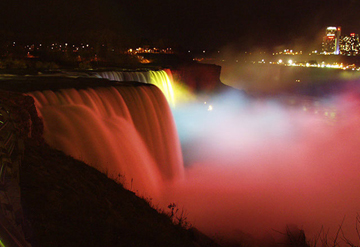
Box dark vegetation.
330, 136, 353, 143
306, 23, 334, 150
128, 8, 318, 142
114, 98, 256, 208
20, 138, 219, 247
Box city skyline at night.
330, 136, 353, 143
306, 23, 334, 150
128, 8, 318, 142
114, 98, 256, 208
1, 0, 360, 51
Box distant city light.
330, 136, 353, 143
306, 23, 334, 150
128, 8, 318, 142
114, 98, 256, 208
4, 24, 360, 72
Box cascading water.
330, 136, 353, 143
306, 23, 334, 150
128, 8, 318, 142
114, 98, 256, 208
29, 83, 183, 196
95, 71, 148, 83
25, 67, 360, 245
95, 69, 176, 107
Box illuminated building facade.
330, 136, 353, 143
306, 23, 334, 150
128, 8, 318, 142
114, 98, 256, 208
322, 26, 341, 55
339, 33, 360, 56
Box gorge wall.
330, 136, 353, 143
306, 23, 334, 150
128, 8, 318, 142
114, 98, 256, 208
171, 63, 224, 93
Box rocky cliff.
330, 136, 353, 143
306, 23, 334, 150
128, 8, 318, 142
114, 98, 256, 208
171, 63, 227, 93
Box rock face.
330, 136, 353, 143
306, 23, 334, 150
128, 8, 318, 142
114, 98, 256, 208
172, 63, 225, 93
0, 90, 42, 247
0, 90, 43, 142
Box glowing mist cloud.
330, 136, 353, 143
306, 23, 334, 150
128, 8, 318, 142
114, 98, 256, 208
162, 88, 360, 245
28, 68, 360, 245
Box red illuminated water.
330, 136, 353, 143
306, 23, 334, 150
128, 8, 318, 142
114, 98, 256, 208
29, 84, 183, 196
29, 68, 360, 246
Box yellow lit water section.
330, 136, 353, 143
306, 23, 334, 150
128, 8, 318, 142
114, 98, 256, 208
96, 69, 197, 108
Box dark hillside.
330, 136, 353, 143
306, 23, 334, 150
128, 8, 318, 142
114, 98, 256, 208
20, 138, 218, 247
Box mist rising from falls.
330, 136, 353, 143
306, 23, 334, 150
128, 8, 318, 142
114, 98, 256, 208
27, 67, 360, 245
95, 69, 176, 107
163, 89, 360, 244
29, 84, 183, 196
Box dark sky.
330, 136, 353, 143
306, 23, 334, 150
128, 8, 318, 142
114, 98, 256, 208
1, 0, 360, 50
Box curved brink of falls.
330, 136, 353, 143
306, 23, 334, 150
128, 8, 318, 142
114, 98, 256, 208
29, 84, 184, 196
95, 69, 176, 107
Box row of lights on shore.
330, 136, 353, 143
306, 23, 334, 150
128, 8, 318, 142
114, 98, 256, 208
10, 42, 114, 52
127, 47, 173, 54
275, 59, 358, 70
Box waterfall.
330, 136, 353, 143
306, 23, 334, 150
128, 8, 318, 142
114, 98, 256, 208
95, 70, 175, 107
29, 83, 183, 195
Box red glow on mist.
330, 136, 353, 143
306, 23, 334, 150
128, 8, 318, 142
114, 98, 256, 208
29, 72, 360, 245
159, 92, 360, 244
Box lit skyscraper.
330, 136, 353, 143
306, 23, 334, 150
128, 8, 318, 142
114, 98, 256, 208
339, 33, 360, 56
322, 26, 341, 55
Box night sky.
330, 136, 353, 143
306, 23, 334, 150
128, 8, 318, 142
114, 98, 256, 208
1, 0, 360, 50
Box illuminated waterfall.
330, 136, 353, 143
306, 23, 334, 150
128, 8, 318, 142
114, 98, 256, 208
29, 84, 183, 195
95, 70, 175, 107
25, 69, 360, 243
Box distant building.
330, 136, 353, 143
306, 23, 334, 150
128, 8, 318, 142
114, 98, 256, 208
339, 33, 360, 56
322, 26, 341, 55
